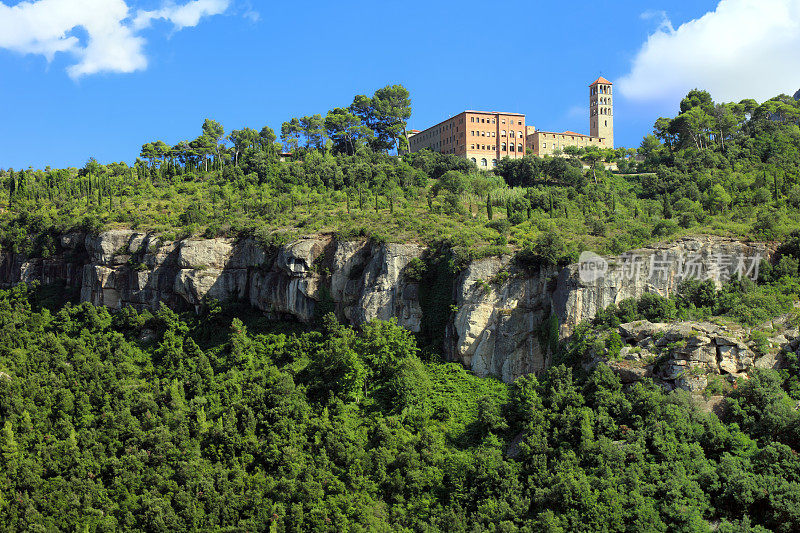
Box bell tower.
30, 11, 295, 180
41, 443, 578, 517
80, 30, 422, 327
589, 77, 614, 148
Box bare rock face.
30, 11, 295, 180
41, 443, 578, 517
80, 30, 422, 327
586, 320, 793, 392
552, 236, 772, 337
447, 235, 773, 383
448, 256, 558, 382
85, 229, 144, 265
0, 232, 783, 386
13, 232, 424, 330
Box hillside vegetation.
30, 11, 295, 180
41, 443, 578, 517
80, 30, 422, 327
2, 89, 800, 268
3, 89, 800, 531
3, 285, 800, 531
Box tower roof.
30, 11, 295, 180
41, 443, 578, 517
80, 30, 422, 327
589, 76, 613, 86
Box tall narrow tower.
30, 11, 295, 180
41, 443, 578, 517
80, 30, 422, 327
589, 77, 614, 149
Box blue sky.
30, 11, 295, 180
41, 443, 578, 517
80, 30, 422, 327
2, 0, 799, 170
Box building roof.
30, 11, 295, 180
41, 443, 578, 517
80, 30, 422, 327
407, 129, 421, 134
589, 76, 613, 86
531, 130, 596, 139
465, 110, 526, 117
410, 110, 526, 137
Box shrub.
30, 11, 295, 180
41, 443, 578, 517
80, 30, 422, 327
637, 292, 676, 322
605, 331, 623, 358
403, 257, 427, 282
516, 232, 568, 269
652, 219, 678, 238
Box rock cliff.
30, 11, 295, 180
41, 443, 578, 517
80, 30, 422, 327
448, 235, 773, 382
585, 320, 799, 392
0, 231, 424, 331
0, 232, 780, 385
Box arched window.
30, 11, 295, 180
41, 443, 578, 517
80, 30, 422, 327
510, 144, 515, 152
518, 144, 523, 152
471, 157, 477, 164
501, 142, 507, 151
480, 158, 488, 167
491, 159, 497, 166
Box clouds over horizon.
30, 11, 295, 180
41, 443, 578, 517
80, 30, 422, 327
619, 0, 800, 106
0, 0, 230, 79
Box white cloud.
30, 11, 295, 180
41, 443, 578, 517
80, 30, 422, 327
0, 0, 230, 79
619, 0, 800, 105
133, 0, 230, 30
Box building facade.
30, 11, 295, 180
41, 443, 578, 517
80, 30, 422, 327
408, 77, 613, 166
526, 129, 607, 156
408, 111, 527, 169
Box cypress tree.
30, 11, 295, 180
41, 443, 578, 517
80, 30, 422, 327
663, 195, 673, 219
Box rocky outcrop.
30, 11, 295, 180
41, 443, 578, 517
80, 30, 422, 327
1, 230, 424, 331
448, 235, 773, 382
552, 236, 772, 336
447, 256, 558, 382
586, 320, 800, 392
0, 232, 779, 385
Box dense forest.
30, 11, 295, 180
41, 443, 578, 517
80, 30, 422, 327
3, 283, 800, 531
2, 88, 800, 531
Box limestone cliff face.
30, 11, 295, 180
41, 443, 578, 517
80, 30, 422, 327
0, 232, 780, 385
551, 236, 772, 337
447, 256, 558, 382
447, 235, 773, 382
0, 231, 424, 330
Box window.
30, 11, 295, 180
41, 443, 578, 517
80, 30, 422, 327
543, 143, 547, 149
501, 142, 506, 150
471, 117, 475, 122
510, 144, 515, 152
501, 130, 506, 136
471, 157, 477, 163
501, 119, 506, 124
518, 144, 523, 152
491, 132, 495, 137
481, 131, 486, 137
491, 159, 497, 166
470, 144, 475, 149
492, 119, 496, 124
480, 158, 487, 167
